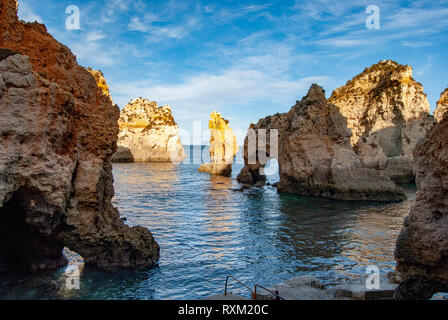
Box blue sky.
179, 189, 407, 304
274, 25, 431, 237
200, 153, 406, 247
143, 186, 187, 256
18, 0, 448, 145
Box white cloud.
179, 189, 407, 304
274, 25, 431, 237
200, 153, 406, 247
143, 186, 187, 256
86, 31, 107, 42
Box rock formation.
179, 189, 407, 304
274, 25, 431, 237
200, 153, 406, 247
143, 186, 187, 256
112, 98, 186, 162
394, 105, 448, 299
198, 111, 239, 176
435, 88, 448, 122
237, 84, 406, 202
0, 0, 159, 273
87, 68, 111, 100
328, 60, 434, 183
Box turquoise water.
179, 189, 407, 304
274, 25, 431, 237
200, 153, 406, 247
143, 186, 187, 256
0, 146, 420, 299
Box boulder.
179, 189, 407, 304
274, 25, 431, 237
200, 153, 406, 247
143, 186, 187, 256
112, 98, 186, 162
237, 84, 406, 202
0, 0, 159, 273
329, 60, 435, 183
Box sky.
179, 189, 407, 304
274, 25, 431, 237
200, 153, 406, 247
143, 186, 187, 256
17, 0, 448, 145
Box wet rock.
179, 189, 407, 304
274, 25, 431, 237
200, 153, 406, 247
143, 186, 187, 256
0, 0, 159, 272
237, 84, 406, 202
329, 60, 434, 183
199, 111, 239, 176
112, 98, 186, 162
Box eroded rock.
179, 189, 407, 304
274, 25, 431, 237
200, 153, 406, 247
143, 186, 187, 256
0, 0, 159, 273
435, 88, 448, 123
198, 111, 239, 176
112, 98, 186, 162
329, 60, 434, 183
394, 105, 448, 299
237, 84, 406, 202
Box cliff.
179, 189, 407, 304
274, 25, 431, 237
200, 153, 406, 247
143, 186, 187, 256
237, 84, 406, 201
198, 111, 239, 176
434, 88, 448, 122
394, 104, 448, 299
0, 0, 159, 272
329, 60, 434, 183
112, 98, 186, 162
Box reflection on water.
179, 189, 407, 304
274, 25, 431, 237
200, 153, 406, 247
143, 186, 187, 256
0, 146, 436, 300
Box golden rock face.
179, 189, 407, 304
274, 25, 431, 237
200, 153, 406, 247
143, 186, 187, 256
199, 111, 239, 176
435, 88, 448, 122
118, 98, 176, 130
87, 68, 111, 100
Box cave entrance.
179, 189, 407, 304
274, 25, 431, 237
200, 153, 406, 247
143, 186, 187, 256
0, 187, 67, 274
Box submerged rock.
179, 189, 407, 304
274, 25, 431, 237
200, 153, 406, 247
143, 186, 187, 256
112, 98, 186, 162
198, 111, 239, 176
329, 60, 434, 183
237, 84, 406, 202
394, 105, 448, 299
435, 88, 448, 123
0, 0, 159, 273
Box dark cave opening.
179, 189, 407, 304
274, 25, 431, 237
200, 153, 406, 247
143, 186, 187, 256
0, 188, 67, 274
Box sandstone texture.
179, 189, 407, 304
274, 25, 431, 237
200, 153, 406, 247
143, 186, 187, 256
435, 88, 448, 123
394, 106, 448, 299
0, 0, 159, 273
112, 98, 186, 163
329, 60, 434, 183
198, 111, 239, 176
237, 84, 406, 202
87, 68, 111, 101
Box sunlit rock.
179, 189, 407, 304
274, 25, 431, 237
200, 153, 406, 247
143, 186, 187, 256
435, 87, 448, 123
328, 60, 435, 183
199, 111, 239, 176
112, 98, 186, 163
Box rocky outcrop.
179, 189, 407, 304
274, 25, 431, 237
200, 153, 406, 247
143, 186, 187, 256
198, 111, 239, 176
87, 68, 111, 100
435, 88, 448, 123
329, 60, 434, 183
394, 106, 448, 299
112, 98, 186, 162
0, 0, 159, 273
237, 84, 406, 202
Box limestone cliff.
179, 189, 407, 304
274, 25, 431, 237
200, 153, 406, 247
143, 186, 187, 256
112, 98, 186, 162
435, 88, 448, 122
0, 0, 159, 273
198, 111, 239, 176
87, 68, 111, 100
394, 106, 448, 300
237, 84, 406, 202
329, 60, 434, 183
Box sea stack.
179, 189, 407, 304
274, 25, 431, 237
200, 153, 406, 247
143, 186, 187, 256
237, 84, 406, 202
0, 0, 159, 272
112, 98, 186, 162
198, 111, 239, 176
394, 102, 448, 299
434, 88, 448, 122
329, 60, 434, 183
